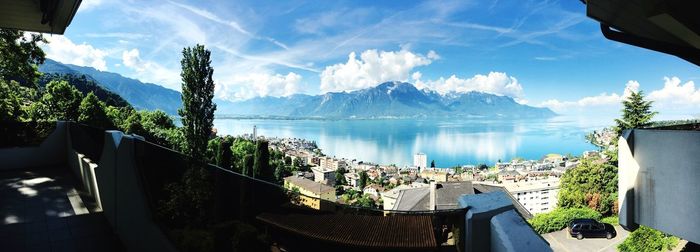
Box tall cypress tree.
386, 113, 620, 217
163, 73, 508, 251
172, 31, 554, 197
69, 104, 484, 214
614, 90, 657, 135
253, 140, 271, 180
179, 44, 216, 162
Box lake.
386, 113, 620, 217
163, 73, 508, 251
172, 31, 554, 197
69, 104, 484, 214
213, 116, 612, 167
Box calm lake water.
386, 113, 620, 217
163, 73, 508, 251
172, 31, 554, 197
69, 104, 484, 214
213, 116, 611, 167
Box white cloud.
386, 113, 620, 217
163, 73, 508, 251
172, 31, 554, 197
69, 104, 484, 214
538, 80, 641, 114
319, 49, 435, 93
42, 36, 108, 71
78, 0, 103, 12
121, 48, 180, 90
216, 72, 302, 100
168, 1, 288, 50
415, 72, 525, 98
648, 77, 700, 107
83, 32, 151, 39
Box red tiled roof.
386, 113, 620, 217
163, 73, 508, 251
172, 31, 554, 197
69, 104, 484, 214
257, 212, 437, 249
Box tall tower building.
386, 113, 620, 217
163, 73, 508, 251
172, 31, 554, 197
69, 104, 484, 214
414, 152, 427, 171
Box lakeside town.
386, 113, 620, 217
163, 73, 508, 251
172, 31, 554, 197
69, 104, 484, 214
241, 128, 610, 217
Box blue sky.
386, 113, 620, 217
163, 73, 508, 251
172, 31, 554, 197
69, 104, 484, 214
41, 0, 700, 118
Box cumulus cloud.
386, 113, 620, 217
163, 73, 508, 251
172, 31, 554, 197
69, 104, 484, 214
121, 48, 180, 90
42, 36, 108, 71
319, 49, 436, 93
539, 80, 639, 113
415, 72, 525, 98
216, 72, 302, 100
648, 77, 700, 107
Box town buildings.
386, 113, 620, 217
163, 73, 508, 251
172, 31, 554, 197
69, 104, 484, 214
283, 175, 336, 210
478, 177, 560, 215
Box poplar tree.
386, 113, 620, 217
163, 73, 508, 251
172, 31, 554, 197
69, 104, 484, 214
179, 44, 216, 162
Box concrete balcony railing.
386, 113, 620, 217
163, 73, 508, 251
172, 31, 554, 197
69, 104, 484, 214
618, 127, 700, 244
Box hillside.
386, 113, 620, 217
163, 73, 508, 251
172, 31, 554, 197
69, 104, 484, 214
39, 59, 181, 114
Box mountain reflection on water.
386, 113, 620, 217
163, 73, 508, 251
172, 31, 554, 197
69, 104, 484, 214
214, 116, 607, 167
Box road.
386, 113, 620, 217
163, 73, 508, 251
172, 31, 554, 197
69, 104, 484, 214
543, 226, 630, 252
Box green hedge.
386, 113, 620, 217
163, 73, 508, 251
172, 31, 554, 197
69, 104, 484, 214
618, 226, 679, 252
600, 215, 619, 225
528, 207, 602, 234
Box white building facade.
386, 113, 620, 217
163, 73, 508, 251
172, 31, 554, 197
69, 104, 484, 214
413, 153, 427, 170
502, 177, 560, 215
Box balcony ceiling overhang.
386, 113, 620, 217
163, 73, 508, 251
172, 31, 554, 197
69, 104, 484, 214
0, 0, 82, 34
586, 0, 700, 66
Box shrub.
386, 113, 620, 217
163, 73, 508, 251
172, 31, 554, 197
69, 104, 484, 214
601, 215, 618, 225
618, 226, 678, 252
528, 207, 601, 234
169, 228, 214, 252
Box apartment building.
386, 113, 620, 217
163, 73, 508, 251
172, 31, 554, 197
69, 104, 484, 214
502, 177, 560, 214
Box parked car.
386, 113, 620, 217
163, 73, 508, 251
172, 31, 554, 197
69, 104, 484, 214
568, 219, 616, 240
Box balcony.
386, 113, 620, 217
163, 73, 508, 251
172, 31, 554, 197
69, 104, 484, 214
0, 121, 549, 251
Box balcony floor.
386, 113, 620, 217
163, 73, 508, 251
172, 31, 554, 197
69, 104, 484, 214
0, 167, 122, 251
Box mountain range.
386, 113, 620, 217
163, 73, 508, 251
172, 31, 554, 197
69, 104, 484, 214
39, 59, 555, 118
219, 82, 555, 118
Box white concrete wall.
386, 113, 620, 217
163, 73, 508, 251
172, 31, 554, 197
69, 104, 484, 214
491, 210, 551, 252
459, 191, 551, 252
96, 131, 177, 252
619, 129, 700, 244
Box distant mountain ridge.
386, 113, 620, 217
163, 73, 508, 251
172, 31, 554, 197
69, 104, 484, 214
39, 60, 554, 119
40, 59, 182, 114
219, 81, 556, 118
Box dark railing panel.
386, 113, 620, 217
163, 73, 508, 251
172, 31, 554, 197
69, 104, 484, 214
68, 123, 105, 161
0, 121, 56, 148
131, 137, 466, 252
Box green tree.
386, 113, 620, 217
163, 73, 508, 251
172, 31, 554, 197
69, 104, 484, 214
274, 162, 287, 184
618, 226, 678, 252
32, 80, 83, 121
105, 106, 135, 130
231, 139, 255, 173
123, 112, 146, 135
614, 90, 657, 136
0, 80, 22, 121
0, 29, 46, 87
178, 44, 216, 162
358, 171, 368, 190
214, 136, 234, 169
335, 166, 347, 194
242, 154, 254, 177
78, 92, 112, 128
558, 158, 618, 215
430, 160, 436, 168
353, 194, 377, 209
253, 140, 272, 180
141, 109, 175, 130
